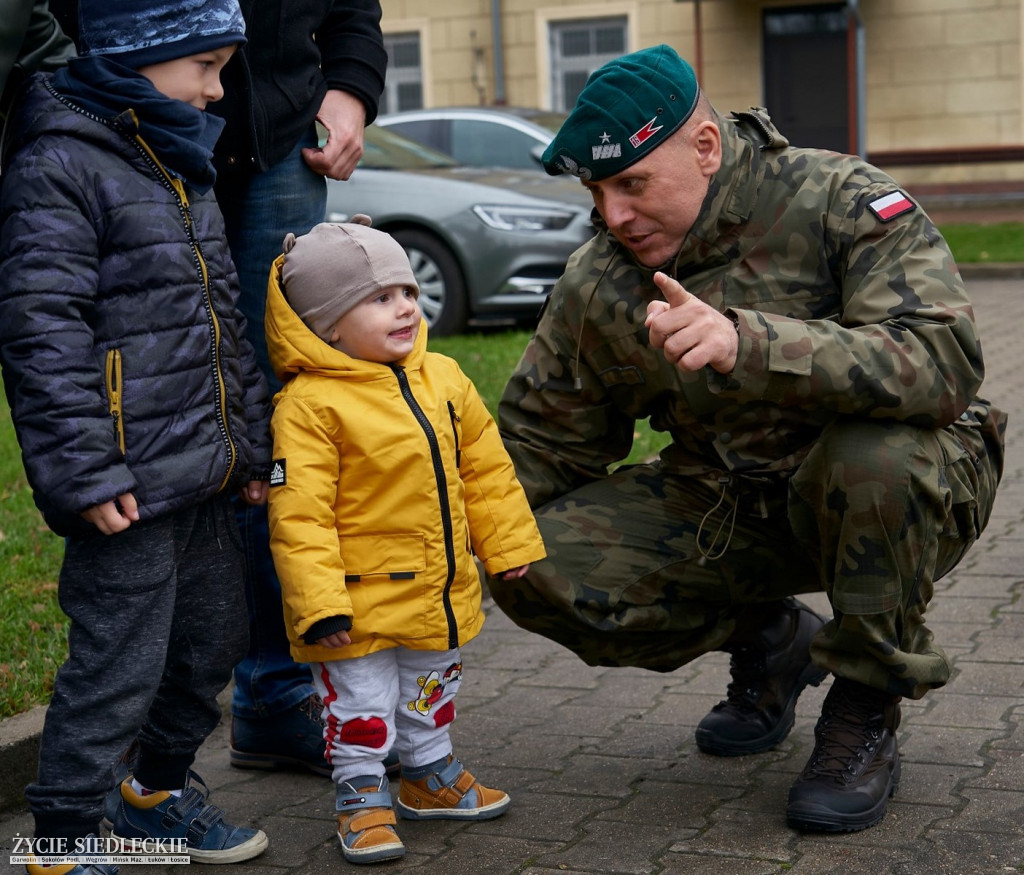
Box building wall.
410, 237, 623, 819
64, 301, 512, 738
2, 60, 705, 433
381, 0, 1024, 185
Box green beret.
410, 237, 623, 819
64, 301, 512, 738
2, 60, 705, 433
541, 44, 699, 181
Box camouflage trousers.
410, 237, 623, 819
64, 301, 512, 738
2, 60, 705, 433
490, 406, 1005, 699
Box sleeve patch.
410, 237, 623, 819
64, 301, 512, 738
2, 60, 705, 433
867, 191, 916, 222
269, 459, 286, 487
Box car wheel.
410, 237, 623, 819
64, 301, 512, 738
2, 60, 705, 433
392, 229, 468, 336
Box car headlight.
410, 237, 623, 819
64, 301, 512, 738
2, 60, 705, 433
472, 204, 577, 232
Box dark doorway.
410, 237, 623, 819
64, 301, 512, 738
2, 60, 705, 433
763, 4, 849, 152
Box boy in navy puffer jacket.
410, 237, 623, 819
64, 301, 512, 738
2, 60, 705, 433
0, 1, 272, 871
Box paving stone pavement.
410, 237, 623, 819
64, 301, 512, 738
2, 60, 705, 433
1, 275, 1021, 875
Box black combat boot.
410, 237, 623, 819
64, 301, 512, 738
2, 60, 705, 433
786, 677, 902, 832
695, 598, 828, 756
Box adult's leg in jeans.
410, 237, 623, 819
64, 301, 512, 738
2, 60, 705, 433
215, 133, 327, 722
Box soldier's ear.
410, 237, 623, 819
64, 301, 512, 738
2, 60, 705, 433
693, 121, 721, 177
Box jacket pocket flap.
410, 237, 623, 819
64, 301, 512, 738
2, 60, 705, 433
340, 533, 426, 577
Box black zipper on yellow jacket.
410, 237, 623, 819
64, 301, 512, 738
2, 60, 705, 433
391, 363, 459, 649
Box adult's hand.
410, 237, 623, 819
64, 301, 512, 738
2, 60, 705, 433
301, 89, 367, 180
645, 271, 739, 374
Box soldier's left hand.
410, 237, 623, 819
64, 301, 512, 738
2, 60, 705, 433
645, 271, 738, 374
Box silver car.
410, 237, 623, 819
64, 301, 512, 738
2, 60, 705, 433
326, 125, 594, 335
376, 107, 564, 172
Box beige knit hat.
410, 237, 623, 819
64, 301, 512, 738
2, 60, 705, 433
280, 216, 418, 342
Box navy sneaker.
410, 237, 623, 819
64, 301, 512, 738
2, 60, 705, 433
230, 693, 331, 777
101, 741, 139, 831
25, 835, 118, 874
109, 772, 268, 864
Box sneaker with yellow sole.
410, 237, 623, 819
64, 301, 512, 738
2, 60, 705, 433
396, 755, 509, 821
336, 776, 405, 864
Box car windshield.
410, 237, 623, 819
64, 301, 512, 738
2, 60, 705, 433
361, 125, 460, 170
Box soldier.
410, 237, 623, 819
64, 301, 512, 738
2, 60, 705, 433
491, 44, 1006, 832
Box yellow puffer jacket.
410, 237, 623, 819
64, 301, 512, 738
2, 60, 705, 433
264, 255, 545, 663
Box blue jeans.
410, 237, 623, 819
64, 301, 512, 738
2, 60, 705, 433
216, 132, 327, 719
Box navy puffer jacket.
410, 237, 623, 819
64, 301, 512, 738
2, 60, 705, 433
0, 75, 271, 537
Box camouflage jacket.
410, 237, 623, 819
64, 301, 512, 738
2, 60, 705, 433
499, 108, 987, 509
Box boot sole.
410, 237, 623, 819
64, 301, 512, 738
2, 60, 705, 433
230, 746, 333, 778
786, 753, 901, 832
695, 663, 829, 757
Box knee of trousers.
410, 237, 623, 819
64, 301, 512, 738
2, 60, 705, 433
791, 418, 932, 524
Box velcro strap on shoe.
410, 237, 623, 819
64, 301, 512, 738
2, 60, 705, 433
349, 808, 397, 831
435, 756, 465, 787
187, 802, 224, 840
162, 788, 205, 830
338, 789, 393, 811
452, 769, 476, 796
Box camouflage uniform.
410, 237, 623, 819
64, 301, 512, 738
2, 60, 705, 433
494, 109, 1006, 699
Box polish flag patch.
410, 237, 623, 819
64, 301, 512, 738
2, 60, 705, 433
867, 191, 916, 222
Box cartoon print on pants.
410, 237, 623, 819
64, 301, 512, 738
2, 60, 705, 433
408, 661, 462, 715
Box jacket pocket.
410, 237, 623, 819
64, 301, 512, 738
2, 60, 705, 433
339, 533, 426, 580
105, 349, 125, 455
341, 533, 430, 640
447, 400, 461, 467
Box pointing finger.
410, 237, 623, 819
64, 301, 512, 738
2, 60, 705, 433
653, 271, 691, 308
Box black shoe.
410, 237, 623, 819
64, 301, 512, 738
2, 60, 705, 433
230, 694, 402, 779
786, 677, 902, 832
231, 693, 331, 777
695, 597, 828, 756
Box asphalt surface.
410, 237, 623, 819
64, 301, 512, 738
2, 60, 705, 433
1, 266, 1021, 874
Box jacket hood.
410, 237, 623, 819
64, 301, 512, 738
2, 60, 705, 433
264, 251, 427, 383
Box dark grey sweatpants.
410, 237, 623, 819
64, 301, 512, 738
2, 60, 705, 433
26, 497, 248, 840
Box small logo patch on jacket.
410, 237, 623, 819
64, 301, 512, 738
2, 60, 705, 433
867, 191, 916, 222
269, 459, 286, 487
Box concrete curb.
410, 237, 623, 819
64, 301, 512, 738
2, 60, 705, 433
958, 261, 1024, 279
0, 706, 44, 815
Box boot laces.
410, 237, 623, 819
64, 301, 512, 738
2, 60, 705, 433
719, 645, 768, 712
805, 684, 886, 782
300, 693, 327, 728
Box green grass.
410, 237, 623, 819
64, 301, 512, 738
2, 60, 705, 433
429, 329, 665, 465
939, 222, 1024, 263
0, 218, 1018, 719
0, 400, 68, 718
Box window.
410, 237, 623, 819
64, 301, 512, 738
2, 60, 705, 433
383, 32, 423, 114
548, 17, 628, 112
448, 120, 546, 170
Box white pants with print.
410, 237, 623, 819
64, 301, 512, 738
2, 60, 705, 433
312, 647, 463, 785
